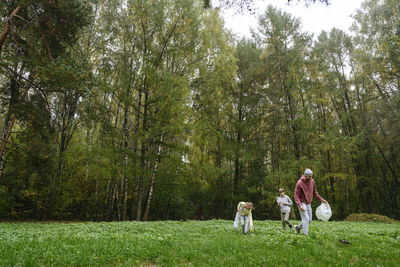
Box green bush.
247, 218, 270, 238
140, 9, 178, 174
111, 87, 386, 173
344, 213, 398, 223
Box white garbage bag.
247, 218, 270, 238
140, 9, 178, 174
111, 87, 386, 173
233, 211, 240, 228
316, 203, 332, 221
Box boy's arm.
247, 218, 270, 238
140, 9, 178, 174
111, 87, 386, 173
286, 196, 293, 206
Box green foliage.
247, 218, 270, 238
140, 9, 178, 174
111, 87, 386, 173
1, 0, 399, 222
204, 0, 330, 11
344, 213, 398, 223
1, 92, 57, 219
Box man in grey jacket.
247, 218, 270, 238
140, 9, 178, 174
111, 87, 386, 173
277, 188, 293, 230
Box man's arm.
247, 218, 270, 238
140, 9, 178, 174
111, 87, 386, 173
294, 183, 303, 209
312, 180, 327, 203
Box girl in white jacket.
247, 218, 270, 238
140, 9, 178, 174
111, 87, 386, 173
233, 202, 254, 234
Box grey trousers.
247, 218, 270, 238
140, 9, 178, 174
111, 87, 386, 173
234, 212, 249, 233
281, 212, 291, 229
298, 203, 312, 235
239, 214, 250, 234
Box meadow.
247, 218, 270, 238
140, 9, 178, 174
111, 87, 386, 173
0, 220, 399, 266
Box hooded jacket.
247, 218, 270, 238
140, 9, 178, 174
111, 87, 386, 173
294, 175, 325, 207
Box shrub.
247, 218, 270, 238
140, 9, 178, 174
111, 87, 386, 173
344, 213, 398, 223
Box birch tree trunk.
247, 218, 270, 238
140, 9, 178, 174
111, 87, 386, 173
85, 127, 95, 181
143, 133, 164, 221
122, 107, 129, 220
136, 90, 148, 221
131, 90, 142, 219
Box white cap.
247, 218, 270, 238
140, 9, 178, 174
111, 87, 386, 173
304, 168, 313, 176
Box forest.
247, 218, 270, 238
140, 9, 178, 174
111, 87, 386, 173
0, 0, 399, 222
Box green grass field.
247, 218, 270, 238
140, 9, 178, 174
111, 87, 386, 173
0, 220, 399, 266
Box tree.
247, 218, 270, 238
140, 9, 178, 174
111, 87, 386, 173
1, 0, 399, 221
0, 0, 91, 218
203, 0, 330, 11
0, 0, 91, 182
351, 0, 400, 218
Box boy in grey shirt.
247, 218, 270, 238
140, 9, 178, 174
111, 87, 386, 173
276, 188, 293, 230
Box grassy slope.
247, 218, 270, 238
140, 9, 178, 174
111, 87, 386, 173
0, 220, 399, 266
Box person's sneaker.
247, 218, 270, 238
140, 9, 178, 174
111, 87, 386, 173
289, 224, 293, 229
294, 225, 300, 234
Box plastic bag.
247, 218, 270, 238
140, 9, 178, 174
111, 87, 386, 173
233, 212, 240, 228
316, 203, 332, 221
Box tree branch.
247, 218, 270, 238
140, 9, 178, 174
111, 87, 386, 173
0, 5, 22, 58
